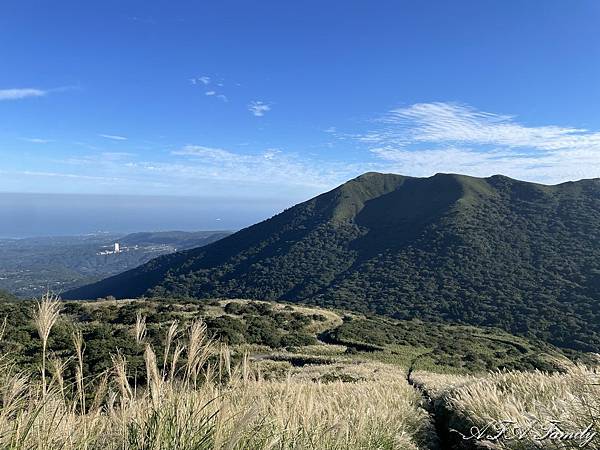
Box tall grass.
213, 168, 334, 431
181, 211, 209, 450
0, 295, 432, 449
34, 291, 61, 399
416, 368, 600, 449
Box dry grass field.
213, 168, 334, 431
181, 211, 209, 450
1, 294, 598, 449
412, 368, 600, 449
0, 294, 434, 449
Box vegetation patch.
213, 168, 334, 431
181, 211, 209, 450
0, 294, 436, 450
325, 316, 576, 373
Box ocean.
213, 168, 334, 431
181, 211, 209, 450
0, 193, 286, 238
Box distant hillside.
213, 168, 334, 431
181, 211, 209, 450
0, 230, 230, 297
0, 289, 17, 301
119, 230, 231, 248
64, 172, 600, 352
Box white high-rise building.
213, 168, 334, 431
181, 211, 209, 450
114, 243, 120, 253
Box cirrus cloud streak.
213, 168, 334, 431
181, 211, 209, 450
358, 102, 600, 184
0, 88, 47, 101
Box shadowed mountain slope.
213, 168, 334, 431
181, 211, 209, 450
64, 172, 600, 352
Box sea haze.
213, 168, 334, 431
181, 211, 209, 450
0, 193, 289, 238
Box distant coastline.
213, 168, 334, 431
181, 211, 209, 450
0, 192, 282, 238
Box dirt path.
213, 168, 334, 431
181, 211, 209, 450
406, 353, 454, 450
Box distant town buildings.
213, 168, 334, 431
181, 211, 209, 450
96, 242, 174, 256
97, 243, 123, 255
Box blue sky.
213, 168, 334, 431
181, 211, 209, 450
1, 0, 600, 209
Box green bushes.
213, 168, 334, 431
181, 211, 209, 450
0, 299, 323, 379
326, 317, 572, 373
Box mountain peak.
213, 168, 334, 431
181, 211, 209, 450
64, 173, 600, 352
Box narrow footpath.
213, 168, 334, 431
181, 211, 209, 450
406, 354, 470, 450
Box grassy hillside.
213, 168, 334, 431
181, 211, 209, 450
0, 295, 597, 449
0, 295, 436, 450
0, 297, 586, 381
0, 289, 16, 301
64, 172, 600, 352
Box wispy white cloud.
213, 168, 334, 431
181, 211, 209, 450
204, 91, 228, 101
0, 88, 47, 101
379, 102, 600, 151
58, 152, 135, 168
166, 144, 359, 190
263, 148, 281, 160
99, 134, 128, 141
190, 74, 229, 101
53, 144, 356, 194
248, 101, 271, 117
0, 85, 78, 101
355, 102, 600, 184
21, 137, 52, 144
18, 170, 122, 182
171, 145, 239, 161
369, 145, 598, 184
190, 76, 211, 85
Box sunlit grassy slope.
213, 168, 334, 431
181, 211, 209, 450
0, 297, 586, 378
1, 296, 598, 449
0, 295, 435, 450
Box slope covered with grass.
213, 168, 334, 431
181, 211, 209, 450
2, 296, 598, 449
0, 295, 436, 450
0, 297, 585, 382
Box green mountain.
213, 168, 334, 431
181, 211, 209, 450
119, 230, 231, 248
64, 172, 600, 352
